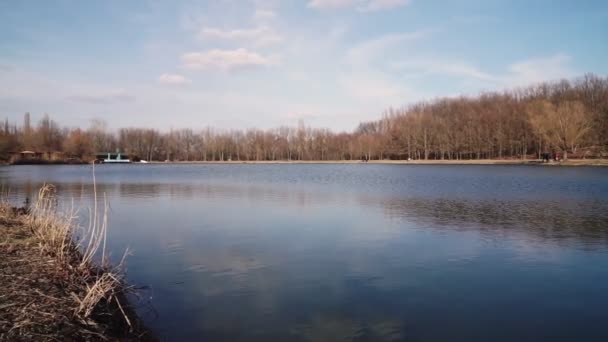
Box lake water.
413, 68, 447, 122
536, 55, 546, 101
1, 164, 608, 341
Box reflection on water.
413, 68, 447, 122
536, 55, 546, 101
1, 165, 608, 341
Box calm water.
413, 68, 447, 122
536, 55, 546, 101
2, 164, 608, 341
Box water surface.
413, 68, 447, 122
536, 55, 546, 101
1, 164, 607, 341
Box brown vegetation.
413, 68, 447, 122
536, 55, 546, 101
0, 186, 153, 341
1, 74, 607, 162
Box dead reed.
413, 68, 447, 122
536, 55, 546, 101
0, 182, 152, 341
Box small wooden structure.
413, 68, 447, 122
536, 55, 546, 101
10, 151, 43, 163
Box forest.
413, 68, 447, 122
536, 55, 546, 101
1, 74, 607, 162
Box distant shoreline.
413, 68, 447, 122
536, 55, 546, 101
146, 159, 608, 166
4, 158, 607, 166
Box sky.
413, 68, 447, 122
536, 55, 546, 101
1, 0, 607, 132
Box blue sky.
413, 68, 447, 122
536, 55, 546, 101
1, 0, 607, 131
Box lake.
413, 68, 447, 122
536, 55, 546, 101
1, 164, 607, 341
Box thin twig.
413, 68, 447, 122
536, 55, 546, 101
114, 296, 132, 328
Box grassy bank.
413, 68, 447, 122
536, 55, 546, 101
147, 159, 608, 166
0, 185, 153, 341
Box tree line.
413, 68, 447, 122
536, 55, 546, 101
1, 74, 607, 162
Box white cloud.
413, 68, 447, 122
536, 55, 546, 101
181, 49, 277, 71
158, 73, 191, 85
198, 26, 283, 47
308, 0, 410, 11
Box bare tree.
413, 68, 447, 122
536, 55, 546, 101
1, 75, 607, 162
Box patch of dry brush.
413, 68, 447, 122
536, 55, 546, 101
0, 185, 153, 341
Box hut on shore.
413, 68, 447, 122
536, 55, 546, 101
9, 151, 65, 164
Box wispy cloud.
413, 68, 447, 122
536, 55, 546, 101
308, 0, 356, 10
339, 71, 415, 103
359, 0, 410, 12
308, 0, 410, 12
0, 64, 13, 72
158, 73, 191, 85
67, 90, 135, 104
198, 26, 283, 47
253, 9, 277, 21
451, 14, 500, 25
346, 30, 435, 66
181, 49, 277, 71
391, 59, 496, 81
503, 54, 576, 86
391, 53, 576, 88
339, 31, 430, 106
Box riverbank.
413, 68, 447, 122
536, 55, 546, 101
147, 159, 608, 166
10, 159, 88, 165
1, 159, 88, 166
0, 186, 153, 341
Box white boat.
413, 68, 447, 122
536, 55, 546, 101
104, 158, 131, 163
103, 153, 131, 163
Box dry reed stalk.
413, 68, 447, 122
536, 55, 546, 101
26, 184, 74, 263
22, 175, 133, 329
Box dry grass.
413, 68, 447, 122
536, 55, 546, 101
0, 184, 153, 341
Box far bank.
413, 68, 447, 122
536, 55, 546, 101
144, 159, 608, 167
4, 158, 607, 167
